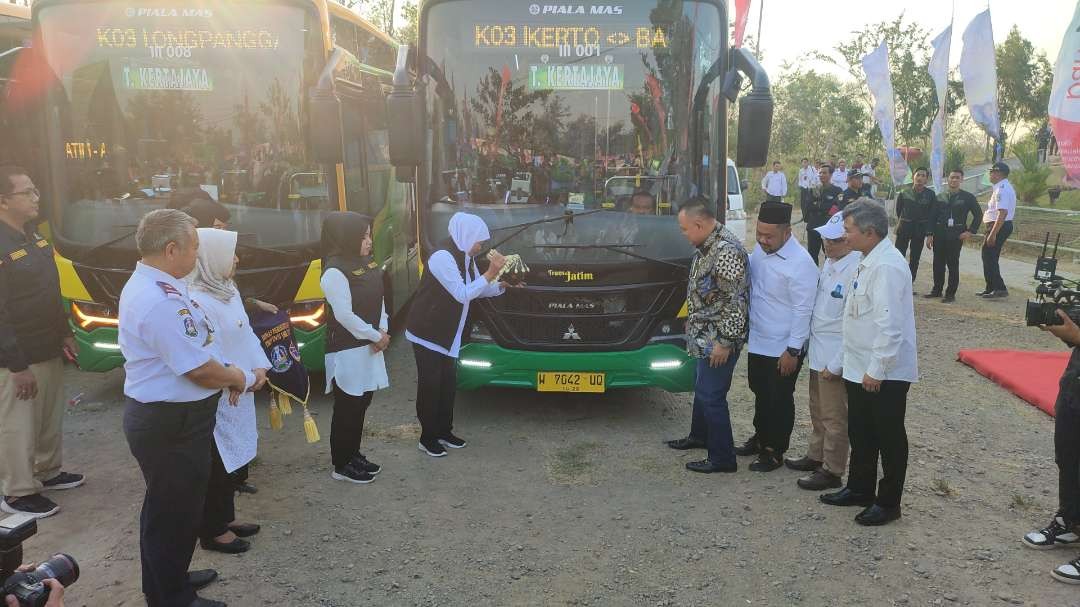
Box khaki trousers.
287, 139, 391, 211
805, 370, 849, 476
0, 358, 65, 497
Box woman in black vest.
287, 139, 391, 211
405, 212, 507, 457
320, 212, 390, 484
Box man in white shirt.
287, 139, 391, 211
797, 158, 817, 204
831, 160, 849, 190
785, 211, 861, 491
862, 158, 880, 198
819, 199, 918, 527
978, 162, 1017, 299
736, 202, 818, 472
761, 161, 788, 202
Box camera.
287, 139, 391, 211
1025, 233, 1080, 327
0, 513, 79, 607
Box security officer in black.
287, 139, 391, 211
839, 170, 871, 209
894, 166, 936, 284
801, 164, 842, 266
924, 169, 982, 303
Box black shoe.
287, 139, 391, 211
418, 439, 448, 458
42, 472, 84, 491
734, 436, 759, 457
749, 449, 783, 472
1, 494, 60, 519
235, 482, 258, 495
855, 504, 902, 526
666, 436, 707, 450
922, 292, 943, 299
200, 536, 251, 554
685, 459, 737, 474
783, 456, 822, 472
188, 569, 219, 591
331, 462, 375, 484
942, 295, 956, 303
986, 289, 1009, 299
187, 598, 226, 607
820, 488, 875, 507
797, 469, 843, 491
351, 453, 381, 475
227, 523, 260, 538
975, 289, 992, 297
1052, 556, 1080, 585
439, 433, 467, 449
1023, 516, 1080, 550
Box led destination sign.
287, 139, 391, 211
474, 24, 668, 50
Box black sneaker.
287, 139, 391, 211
330, 462, 375, 484
1, 494, 60, 519
986, 289, 1009, 299
1024, 516, 1080, 550
351, 454, 381, 475
438, 434, 467, 449
941, 295, 956, 303
1053, 556, 1080, 585
748, 449, 783, 472
418, 439, 448, 458
975, 289, 992, 297
42, 472, 84, 491
922, 292, 943, 299
734, 436, 759, 457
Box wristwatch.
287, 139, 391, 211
785, 347, 801, 357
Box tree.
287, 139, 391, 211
359, 0, 395, 36
996, 26, 1054, 144
396, 1, 418, 44
769, 67, 870, 163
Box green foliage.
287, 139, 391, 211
396, 1, 418, 44
996, 26, 1054, 142
1010, 137, 1052, 203
944, 144, 965, 176
770, 68, 870, 162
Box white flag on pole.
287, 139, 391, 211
959, 9, 1001, 141
1048, 1, 1080, 186
928, 25, 952, 191
862, 41, 908, 186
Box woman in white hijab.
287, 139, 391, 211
189, 227, 269, 554
405, 213, 508, 457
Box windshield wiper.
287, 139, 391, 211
488, 208, 615, 251
533, 243, 688, 271
80, 226, 139, 265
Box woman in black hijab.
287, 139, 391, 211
319, 212, 390, 484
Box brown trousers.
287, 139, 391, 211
805, 370, 849, 476
0, 358, 65, 497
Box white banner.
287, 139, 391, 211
959, 9, 1001, 141
1048, 1, 1080, 186
862, 41, 908, 186
928, 25, 952, 191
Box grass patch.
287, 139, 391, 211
930, 477, 956, 497
1010, 494, 1036, 511
546, 441, 604, 485
363, 422, 421, 441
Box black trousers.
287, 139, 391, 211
894, 223, 925, 281
765, 194, 783, 203
123, 394, 218, 607
845, 380, 910, 508
931, 234, 964, 296
413, 343, 458, 442
200, 440, 235, 541
981, 221, 1013, 292
1056, 401, 1080, 527
746, 353, 803, 455
330, 383, 374, 469
806, 227, 823, 266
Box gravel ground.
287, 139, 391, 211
18, 260, 1080, 607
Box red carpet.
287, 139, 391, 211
957, 349, 1069, 417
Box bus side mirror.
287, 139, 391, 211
388, 88, 423, 182
729, 47, 773, 168
308, 88, 343, 165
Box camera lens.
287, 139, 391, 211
34, 554, 79, 588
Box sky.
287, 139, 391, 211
746, 0, 1076, 78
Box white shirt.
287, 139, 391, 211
808, 251, 861, 374
984, 178, 1017, 222
320, 268, 390, 396
830, 168, 849, 189
193, 292, 270, 473
405, 250, 504, 358
841, 238, 918, 383
797, 166, 817, 189
761, 171, 788, 197
119, 262, 249, 403
748, 236, 818, 357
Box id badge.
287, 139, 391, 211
947, 217, 955, 228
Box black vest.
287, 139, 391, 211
324, 257, 384, 353
407, 244, 479, 351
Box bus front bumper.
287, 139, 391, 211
456, 343, 695, 393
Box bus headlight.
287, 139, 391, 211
71, 301, 119, 331
288, 300, 326, 330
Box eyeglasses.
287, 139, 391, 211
6, 187, 39, 199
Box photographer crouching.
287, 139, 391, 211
1024, 308, 1080, 585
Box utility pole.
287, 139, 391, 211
755, 0, 764, 59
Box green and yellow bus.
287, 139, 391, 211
387, 0, 773, 393
29, 0, 419, 371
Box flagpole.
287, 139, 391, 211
755, 0, 764, 59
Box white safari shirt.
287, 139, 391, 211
808, 251, 861, 374
841, 238, 918, 383
984, 178, 1017, 223
748, 236, 818, 357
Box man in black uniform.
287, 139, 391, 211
0, 166, 84, 520
894, 166, 936, 284
801, 164, 842, 266
924, 169, 982, 303
839, 171, 870, 209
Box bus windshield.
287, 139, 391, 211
422, 0, 723, 262
36, 2, 327, 257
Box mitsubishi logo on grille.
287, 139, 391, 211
562, 324, 582, 341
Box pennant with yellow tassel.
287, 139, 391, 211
268, 400, 284, 431
276, 391, 293, 415
302, 404, 320, 443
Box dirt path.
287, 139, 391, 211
19, 262, 1080, 607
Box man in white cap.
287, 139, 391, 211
785, 211, 861, 491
